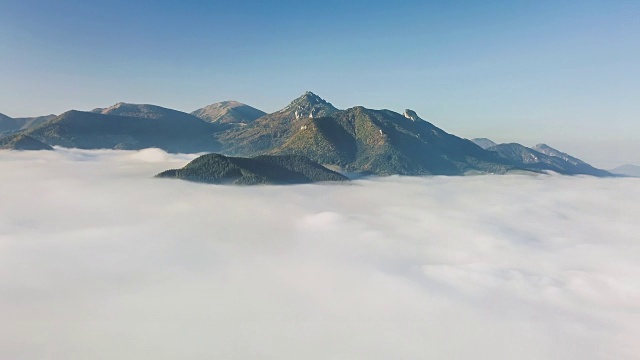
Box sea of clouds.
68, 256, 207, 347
1, 148, 639, 360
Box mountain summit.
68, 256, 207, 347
191, 101, 266, 124
282, 91, 339, 119
93, 103, 203, 123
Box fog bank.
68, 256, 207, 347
1, 148, 639, 360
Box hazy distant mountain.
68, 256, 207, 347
0, 134, 53, 150
471, 138, 498, 149
486, 143, 610, 176
532, 144, 586, 166
531, 144, 611, 176
25, 110, 221, 153
0, 113, 56, 134
157, 153, 347, 185
93, 102, 199, 122
610, 164, 640, 177
191, 101, 266, 124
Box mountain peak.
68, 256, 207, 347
290, 91, 329, 106
283, 91, 338, 119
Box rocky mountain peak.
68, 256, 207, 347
403, 109, 421, 121
283, 91, 338, 119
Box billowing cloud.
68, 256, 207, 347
0, 148, 638, 360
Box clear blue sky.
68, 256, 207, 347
0, 0, 637, 167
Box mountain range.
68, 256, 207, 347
0, 92, 613, 178
471, 139, 611, 177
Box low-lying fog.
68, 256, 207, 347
1, 148, 638, 360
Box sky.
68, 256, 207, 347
0, 0, 638, 167
1, 148, 639, 359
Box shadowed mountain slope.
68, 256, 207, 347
25, 110, 221, 153
0, 113, 57, 134
0, 134, 53, 150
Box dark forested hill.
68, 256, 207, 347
156, 153, 348, 185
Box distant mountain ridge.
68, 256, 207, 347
471, 138, 611, 176
610, 164, 640, 177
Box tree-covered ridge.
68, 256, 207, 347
156, 153, 348, 185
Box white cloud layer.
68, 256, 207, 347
1, 148, 639, 360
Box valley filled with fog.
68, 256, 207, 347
1, 148, 638, 359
